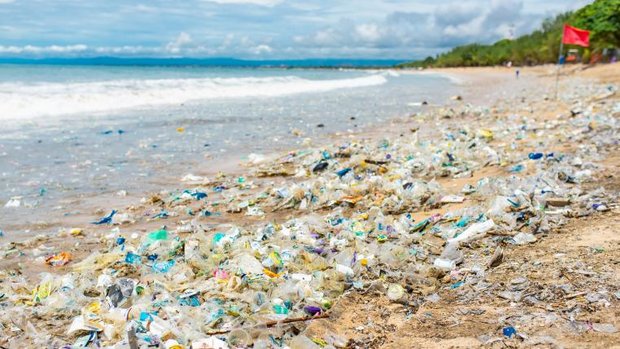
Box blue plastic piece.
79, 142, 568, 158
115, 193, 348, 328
528, 152, 543, 160
152, 260, 175, 273
336, 168, 352, 177
509, 164, 524, 173
92, 210, 117, 225
125, 252, 141, 264
503, 326, 517, 338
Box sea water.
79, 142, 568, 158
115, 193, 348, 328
0, 64, 456, 231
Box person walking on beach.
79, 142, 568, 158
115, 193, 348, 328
515, 69, 520, 79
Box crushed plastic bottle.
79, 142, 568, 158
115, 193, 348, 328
448, 219, 495, 244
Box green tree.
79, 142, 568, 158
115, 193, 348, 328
396, 0, 618, 68
571, 0, 620, 47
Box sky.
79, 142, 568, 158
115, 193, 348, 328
0, 0, 593, 59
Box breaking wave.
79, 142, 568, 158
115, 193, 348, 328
0, 74, 387, 120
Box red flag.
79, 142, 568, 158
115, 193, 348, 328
562, 24, 590, 47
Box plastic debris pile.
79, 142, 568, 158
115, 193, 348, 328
0, 82, 618, 348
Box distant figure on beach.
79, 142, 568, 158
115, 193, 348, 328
515, 69, 520, 79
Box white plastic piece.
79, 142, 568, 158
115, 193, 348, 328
448, 219, 496, 244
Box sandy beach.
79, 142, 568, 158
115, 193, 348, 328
1, 63, 618, 348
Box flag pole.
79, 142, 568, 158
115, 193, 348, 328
555, 26, 565, 100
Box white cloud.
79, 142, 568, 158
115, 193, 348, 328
220, 33, 235, 49
442, 16, 485, 38
0, 44, 165, 56
202, 0, 282, 6
294, 0, 541, 56
0, 44, 88, 54
0, 36, 275, 58
0, 1, 590, 59
133, 4, 159, 13
166, 32, 192, 53
251, 44, 272, 55
94, 45, 160, 55
355, 24, 381, 43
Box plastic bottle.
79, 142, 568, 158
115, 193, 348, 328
448, 219, 496, 243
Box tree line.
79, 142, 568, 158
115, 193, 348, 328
398, 0, 619, 68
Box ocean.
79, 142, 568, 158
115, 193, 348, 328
0, 64, 457, 231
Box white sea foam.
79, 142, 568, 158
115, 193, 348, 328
0, 74, 387, 120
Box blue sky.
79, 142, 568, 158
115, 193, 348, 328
0, 0, 592, 59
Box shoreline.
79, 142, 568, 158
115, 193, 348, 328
0, 64, 618, 348
0, 69, 458, 243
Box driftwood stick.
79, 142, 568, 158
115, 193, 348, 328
364, 159, 389, 165
564, 291, 587, 300
205, 313, 330, 335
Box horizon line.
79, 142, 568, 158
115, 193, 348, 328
0, 56, 410, 67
